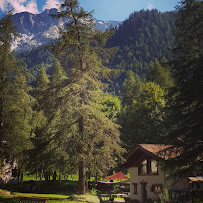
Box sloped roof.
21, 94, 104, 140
123, 144, 179, 168
188, 176, 203, 183
139, 144, 170, 154
101, 171, 128, 181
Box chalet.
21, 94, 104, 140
123, 144, 188, 202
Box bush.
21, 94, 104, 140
88, 188, 97, 196
68, 194, 100, 203
154, 188, 168, 203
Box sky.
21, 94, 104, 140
0, 0, 179, 21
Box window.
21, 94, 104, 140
132, 183, 138, 194
138, 159, 148, 175
151, 184, 163, 194
141, 160, 147, 173
150, 159, 158, 174
138, 158, 159, 175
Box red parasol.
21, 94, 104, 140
101, 171, 128, 181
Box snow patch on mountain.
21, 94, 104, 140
29, 14, 35, 28
11, 33, 34, 51
11, 8, 121, 52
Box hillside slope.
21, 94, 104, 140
108, 9, 177, 78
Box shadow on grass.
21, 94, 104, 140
0, 180, 77, 196
0, 196, 18, 203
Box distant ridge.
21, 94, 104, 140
11, 8, 121, 52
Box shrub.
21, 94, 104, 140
68, 194, 100, 203
154, 188, 168, 203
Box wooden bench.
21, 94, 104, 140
19, 196, 48, 203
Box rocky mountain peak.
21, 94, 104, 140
10, 9, 121, 52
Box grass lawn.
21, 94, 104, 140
0, 174, 129, 203
0, 179, 79, 203
0, 190, 92, 203
0, 196, 84, 203
0, 180, 99, 203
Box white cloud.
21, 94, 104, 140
147, 3, 153, 10
0, 0, 6, 11
0, 0, 39, 14
43, 0, 60, 11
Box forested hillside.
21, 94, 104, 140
18, 41, 55, 83
17, 9, 177, 87
108, 9, 177, 86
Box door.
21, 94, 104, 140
141, 182, 147, 203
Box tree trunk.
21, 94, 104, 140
45, 172, 48, 182
35, 171, 38, 183
53, 170, 57, 182
39, 170, 43, 185
20, 173, 23, 189
78, 160, 86, 195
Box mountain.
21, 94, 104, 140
108, 9, 177, 79
17, 9, 177, 90
11, 8, 121, 52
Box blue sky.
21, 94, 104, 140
80, 0, 178, 21
0, 0, 178, 21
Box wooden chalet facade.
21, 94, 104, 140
123, 144, 188, 202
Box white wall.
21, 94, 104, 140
129, 166, 189, 202
129, 166, 166, 202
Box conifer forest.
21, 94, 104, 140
0, 0, 202, 200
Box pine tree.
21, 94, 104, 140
28, 63, 50, 182
51, 59, 67, 85
147, 58, 174, 89
36, 63, 50, 90
164, 0, 203, 178
0, 11, 33, 164
38, 0, 124, 194
122, 70, 143, 105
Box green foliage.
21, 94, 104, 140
68, 195, 100, 203
18, 42, 55, 83
102, 94, 122, 120
0, 11, 34, 164
31, 0, 124, 195
51, 59, 67, 85
122, 70, 144, 105
88, 188, 97, 196
36, 63, 50, 89
147, 58, 174, 89
108, 9, 177, 78
119, 56, 174, 151
154, 188, 168, 203
163, 0, 203, 178
141, 82, 166, 110
120, 82, 167, 150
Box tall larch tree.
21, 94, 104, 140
38, 0, 124, 194
27, 64, 51, 182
